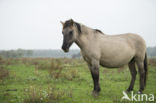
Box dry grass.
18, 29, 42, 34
48, 59, 63, 79
61, 68, 80, 81
149, 58, 156, 66
33, 59, 64, 79
0, 57, 9, 80
33, 58, 80, 80
0, 66, 9, 80
23, 86, 73, 103
0, 56, 3, 64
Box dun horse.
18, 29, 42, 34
61, 19, 148, 96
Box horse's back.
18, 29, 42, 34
98, 33, 146, 67
101, 33, 146, 54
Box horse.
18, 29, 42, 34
60, 19, 148, 97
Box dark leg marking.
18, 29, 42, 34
88, 63, 100, 96
136, 61, 145, 93
127, 58, 137, 92
90, 67, 100, 92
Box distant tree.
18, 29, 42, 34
147, 46, 156, 57
26, 50, 33, 57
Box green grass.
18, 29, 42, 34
0, 58, 155, 103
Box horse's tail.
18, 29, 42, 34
144, 52, 148, 87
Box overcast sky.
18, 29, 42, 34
0, 0, 156, 50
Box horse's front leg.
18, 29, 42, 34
88, 60, 100, 97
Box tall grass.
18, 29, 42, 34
48, 59, 63, 79
23, 86, 73, 103
0, 66, 9, 80
149, 58, 156, 66
0, 57, 9, 81
33, 58, 80, 80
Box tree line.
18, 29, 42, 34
0, 49, 79, 58
0, 47, 155, 58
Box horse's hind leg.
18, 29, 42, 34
126, 58, 137, 92
136, 60, 145, 94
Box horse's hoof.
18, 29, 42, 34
125, 90, 130, 94
92, 90, 99, 97
137, 91, 142, 94
125, 89, 133, 93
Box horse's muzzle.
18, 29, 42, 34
62, 45, 69, 52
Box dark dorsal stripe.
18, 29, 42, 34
75, 22, 81, 34
94, 29, 103, 34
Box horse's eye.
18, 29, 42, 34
69, 31, 73, 36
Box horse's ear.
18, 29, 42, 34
69, 19, 74, 25
60, 21, 64, 26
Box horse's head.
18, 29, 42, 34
60, 19, 81, 52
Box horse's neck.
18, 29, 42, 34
81, 25, 93, 34
75, 25, 94, 50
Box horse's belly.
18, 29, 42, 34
100, 52, 134, 68
100, 58, 130, 68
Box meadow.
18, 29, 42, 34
0, 57, 155, 103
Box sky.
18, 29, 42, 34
0, 0, 156, 50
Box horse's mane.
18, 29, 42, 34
64, 19, 103, 35
75, 22, 81, 34
94, 29, 103, 34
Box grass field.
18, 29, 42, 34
0, 58, 155, 103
